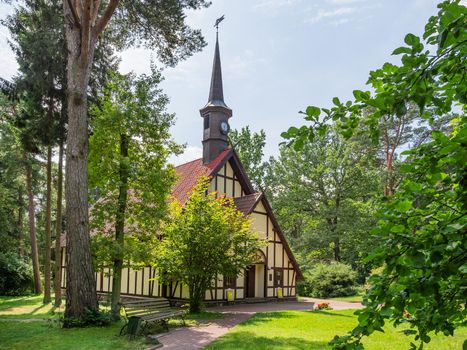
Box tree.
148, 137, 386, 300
282, 1, 466, 348
229, 126, 267, 191
157, 177, 264, 313
60, 0, 210, 324
88, 71, 181, 320
4, 0, 67, 303
266, 128, 379, 273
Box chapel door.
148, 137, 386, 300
245, 265, 255, 298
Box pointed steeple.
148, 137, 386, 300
200, 25, 232, 164
207, 33, 228, 108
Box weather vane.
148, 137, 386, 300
214, 15, 225, 33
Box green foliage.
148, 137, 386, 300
156, 177, 265, 313
266, 127, 380, 276
229, 126, 267, 190
282, 1, 466, 348
298, 263, 358, 299
89, 71, 181, 269
0, 252, 33, 296
62, 308, 111, 328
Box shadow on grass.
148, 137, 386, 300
207, 331, 329, 350
311, 310, 354, 318
0, 296, 42, 311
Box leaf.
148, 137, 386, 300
395, 200, 412, 213
390, 224, 405, 233
332, 97, 341, 106
306, 106, 321, 118
392, 46, 412, 55
404, 33, 419, 47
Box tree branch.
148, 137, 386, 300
93, 0, 120, 39
65, 0, 81, 28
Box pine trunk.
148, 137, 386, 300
63, 9, 98, 324
44, 144, 53, 303
54, 141, 64, 307
17, 187, 25, 257
26, 154, 42, 294
111, 134, 129, 321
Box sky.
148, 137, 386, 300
0, 0, 444, 164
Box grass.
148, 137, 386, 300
0, 295, 62, 319
206, 310, 467, 350
0, 295, 224, 350
329, 294, 363, 303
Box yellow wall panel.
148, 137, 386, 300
121, 268, 128, 294
128, 269, 135, 294
275, 244, 283, 266
255, 202, 267, 214
226, 178, 234, 197
217, 289, 223, 300
234, 181, 242, 197
142, 267, 150, 295
226, 162, 233, 177
216, 175, 225, 194
236, 289, 244, 299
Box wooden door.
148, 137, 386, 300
246, 266, 255, 298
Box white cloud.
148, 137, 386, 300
326, 0, 367, 4
170, 146, 202, 166
253, 0, 301, 11
305, 7, 356, 24
225, 49, 268, 79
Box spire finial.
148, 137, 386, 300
214, 15, 225, 33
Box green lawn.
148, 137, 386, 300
206, 310, 466, 350
329, 294, 363, 303
0, 295, 223, 350
0, 295, 61, 319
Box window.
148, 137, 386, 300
274, 269, 283, 287
223, 275, 236, 289
204, 117, 210, 130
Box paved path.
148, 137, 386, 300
154, 299, 362, 350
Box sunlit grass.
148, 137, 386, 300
206, 310, 466, 350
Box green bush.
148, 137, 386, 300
0, 251, 34, 295
297, 263, 358, 298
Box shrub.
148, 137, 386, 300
0, 251, 34, 295
298, 262, 358, 298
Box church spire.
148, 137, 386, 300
207, 33, 226, 107
200, 16, 232, 164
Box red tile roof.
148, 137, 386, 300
172, 148, 231, 204
233, 193, 262, 215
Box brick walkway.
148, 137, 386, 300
154, 299, 362, 349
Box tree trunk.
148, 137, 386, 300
43, 144, 53, 304
17, 186, 25, 257
25, 154, 42, 294
54, 141, 64, 307
111, 134, 129, 321
63, 6, 98, 325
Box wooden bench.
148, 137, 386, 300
119, 298, 186, 336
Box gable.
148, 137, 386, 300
172, 147, 302, 280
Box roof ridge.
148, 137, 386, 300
174, 157, 202, 169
